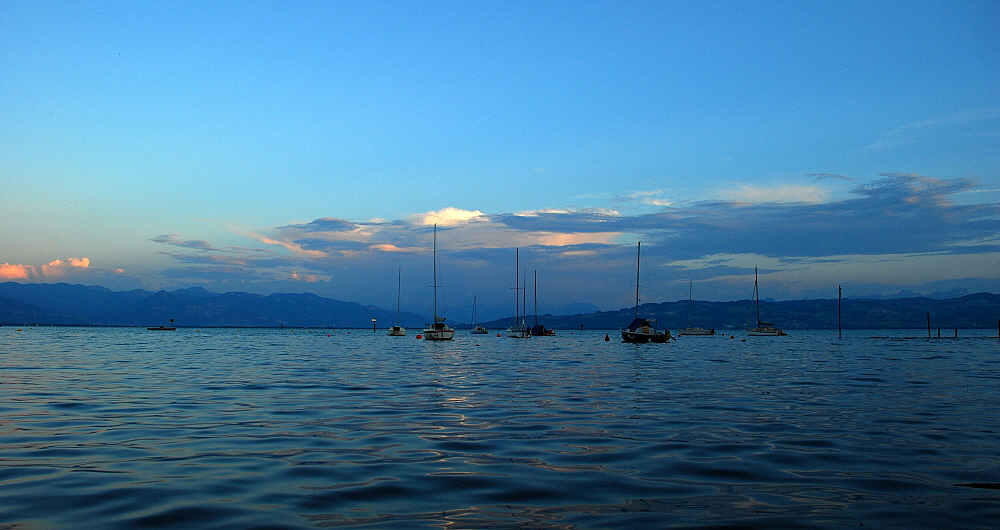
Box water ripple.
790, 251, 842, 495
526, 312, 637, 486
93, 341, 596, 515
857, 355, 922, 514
1, 328, 998, 528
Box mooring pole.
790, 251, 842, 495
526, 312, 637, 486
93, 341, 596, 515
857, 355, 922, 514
927, 312, 931, 339
838, 285, 842, 340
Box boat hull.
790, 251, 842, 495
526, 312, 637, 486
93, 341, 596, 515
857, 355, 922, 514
507, 324, 530, 338
388, 326, 406, 336
748, 327, 786, 336
621, 329, 671, 343
422, 330, 455, 340
677, 327, 715, 336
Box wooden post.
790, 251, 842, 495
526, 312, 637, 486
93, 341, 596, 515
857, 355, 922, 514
838, 285, 842, 340
927, 312, 931, 339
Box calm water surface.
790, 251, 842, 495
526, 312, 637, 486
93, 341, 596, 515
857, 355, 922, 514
1, 327, 998, 529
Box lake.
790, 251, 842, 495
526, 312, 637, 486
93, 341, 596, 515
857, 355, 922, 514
2, 327, 998, 528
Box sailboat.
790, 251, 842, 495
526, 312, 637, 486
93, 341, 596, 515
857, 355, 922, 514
470, 296, 488, 334
677, 280, 715, 336
621, 242, 670, 343
147, 318, 176, 331
529, 270, 555, 336
506, 248, 530, 338
747, 266, 786, 336
422, 224, 455, 341
388, 267, 406, 336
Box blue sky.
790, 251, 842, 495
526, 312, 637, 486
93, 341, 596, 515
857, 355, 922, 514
2, 1, 997, 321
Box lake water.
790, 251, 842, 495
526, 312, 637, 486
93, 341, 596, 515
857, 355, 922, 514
2, 327, 998, 529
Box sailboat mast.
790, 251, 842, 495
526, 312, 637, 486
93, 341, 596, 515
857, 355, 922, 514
634, 242, 641, 319
396, 267, 402, 326
432, 224, 438, 319
754, 266, 761, 325
534, 269, 538, 326
687, 280, 693, 327
522, 267, 527, 326
514, 248, 519, 324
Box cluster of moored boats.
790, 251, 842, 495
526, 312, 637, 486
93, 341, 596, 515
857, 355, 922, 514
146, 232, 784, 341
403, 225, 557, 341
403, 230, 784, 343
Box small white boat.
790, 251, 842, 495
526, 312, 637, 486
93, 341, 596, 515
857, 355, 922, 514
470, 296, 488, 334
148, 319, 176, 331
747, 267, 786, 336
677, 281, 715, 336
388, 268, 406, 336
677, 327, 715, 336
422, 224, 454, 341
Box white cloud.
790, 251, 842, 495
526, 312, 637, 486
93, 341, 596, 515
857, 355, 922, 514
410, 207, 488, 226
865, 108, 1000, 152
717, 184, 829, 204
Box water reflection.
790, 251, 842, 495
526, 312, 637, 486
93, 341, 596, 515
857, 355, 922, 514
1, 328, 997, 528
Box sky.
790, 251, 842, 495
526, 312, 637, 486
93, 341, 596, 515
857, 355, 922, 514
2, 0, 998, 322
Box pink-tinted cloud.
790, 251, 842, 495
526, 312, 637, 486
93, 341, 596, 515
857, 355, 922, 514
0, 263, 31, 280
0, 258, 91, 281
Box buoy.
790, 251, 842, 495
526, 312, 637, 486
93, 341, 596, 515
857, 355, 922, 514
496, 333, 501, 337
604, 334, 610, 341
416, 334, 423, 339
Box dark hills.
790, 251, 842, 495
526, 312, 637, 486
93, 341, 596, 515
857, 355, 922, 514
0, 282, 424, 328
1, 281, 997, 330
479, 293, 1000, 331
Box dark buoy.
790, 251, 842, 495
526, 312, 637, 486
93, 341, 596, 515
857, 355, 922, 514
604, 333, 610, 341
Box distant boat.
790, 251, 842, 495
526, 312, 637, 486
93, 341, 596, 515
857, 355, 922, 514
148, 318, 176, 331
529, 270, 555, 336
422, 224, 455, 341
506, 248, 530, 338
747, 266, 786, 336
621, 242, 670, 344
388, 267, 406, 336
470, 296, 488, 334
677, 280, 715, 336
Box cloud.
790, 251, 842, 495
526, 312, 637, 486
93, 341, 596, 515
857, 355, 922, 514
864, 108, 1000, 152
0, 257, 91, 281
145, 174, 997, 306
280, 217, 358, 233
717, 184, 829, 204
0, 263, 31, 280
410, 207, 487, 226
150, 234, 221, 251
290, 272, 319, 282
807, 173, 858, 182
612, 190, 675, 206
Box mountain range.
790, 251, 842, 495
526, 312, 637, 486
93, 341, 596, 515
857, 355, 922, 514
1, 282, 998, 330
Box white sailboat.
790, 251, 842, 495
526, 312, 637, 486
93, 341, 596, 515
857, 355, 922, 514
422, 224, 455, 341
506, 248, 530, 338
388, 267, 406, 336
677, 280, 715, 336
747, 266, 786, 336
621, 242, 670, 344
470, 296, 488, 334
